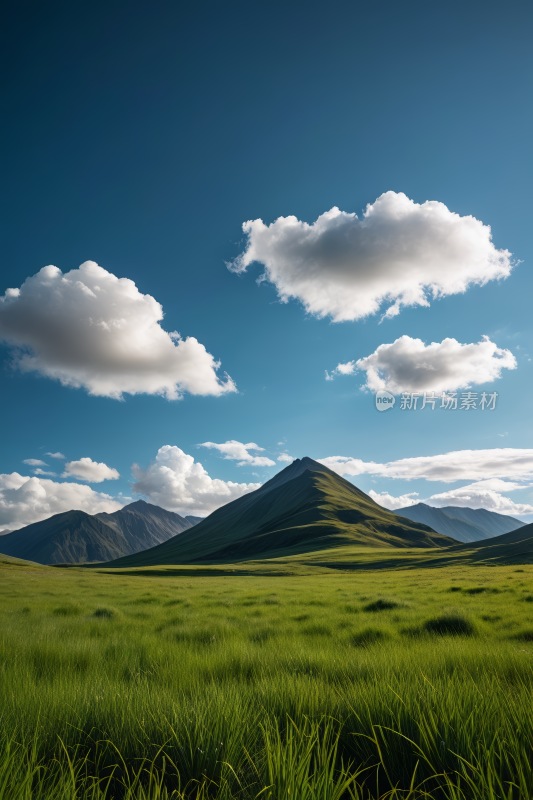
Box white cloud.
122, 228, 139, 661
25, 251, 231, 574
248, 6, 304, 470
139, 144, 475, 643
0, 261, 236, 400
62, 457, 120, 483
426, 480, 533, 516
199, 440, 276, 467
338, 335, 516, 393
228, 191, 514, 322
131, 446, 261, 516
277, 454, 295, 463
320, 448, 533, 483
0, 473, 124, 531
369, 478, 533, 516
368, 490, 419, 510
23, 459, 48, 467
33, 468, 57, 477
46, 452, 66, 459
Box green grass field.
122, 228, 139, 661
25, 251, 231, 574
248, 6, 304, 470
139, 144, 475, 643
2, 550, 533, 798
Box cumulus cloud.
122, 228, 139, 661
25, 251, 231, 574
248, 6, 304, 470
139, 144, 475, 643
199, 440, 276, 467
277, 454, 296, 463
319, 449, 533, 483
0, 473, 125, 531
369, 478, 533, 515
62, 457, 120, 483
46, 452, 66, 459
131, 445, 261, 516
336, 335, 516, 393
33, 468, 57, 477
23, 459, 48, 467
228, 191, 514, 322
368, 490, 419, 510
0, 261, 236, 400
426, 480, 533, 515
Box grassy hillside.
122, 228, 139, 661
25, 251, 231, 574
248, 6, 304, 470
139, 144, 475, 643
106, 459, 455, 568
2, 554, 533, 798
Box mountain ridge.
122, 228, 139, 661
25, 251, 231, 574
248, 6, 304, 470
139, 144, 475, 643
104, 457, 457, 568
395, 502, 525, 543
0, 500, 193, 565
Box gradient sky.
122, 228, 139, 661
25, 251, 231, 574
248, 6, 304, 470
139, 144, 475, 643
1, 0, 533, 528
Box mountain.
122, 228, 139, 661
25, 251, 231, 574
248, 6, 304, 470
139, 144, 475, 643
186, 516, 205, 526
395, 502, 525, 543
104, 457, 457, 568
439, 505, 526, 537
446, 520, 533, 565
0, 500, 193, 565
95, 500, 192, 550
0, 510, 132, 564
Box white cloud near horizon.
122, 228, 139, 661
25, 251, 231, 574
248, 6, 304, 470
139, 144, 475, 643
199, 440, 276, 467
368, 490, 419, 510
131, 445, 261, 516
62, 457, 120, 483
331, 335, 516, 392
320, 449, 533, 483
277, 454, 295, 463
0, 473, 125, 531
370, 479, 533, 516
46, 452, 66, 459
228, 191, 514, 322
426, 479, 533, 515
0, 261, 236, 400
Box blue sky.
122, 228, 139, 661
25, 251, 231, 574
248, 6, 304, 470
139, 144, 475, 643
1, 0, 533, 529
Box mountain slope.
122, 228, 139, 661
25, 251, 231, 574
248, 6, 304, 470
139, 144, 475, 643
0, 510, 131, 564
396, 502, 525, 543
443, 520, 533, 565
439, 505, 525, 537
0, 500, 193, 565
105, 457, 456, 567
95, 500, 192, 551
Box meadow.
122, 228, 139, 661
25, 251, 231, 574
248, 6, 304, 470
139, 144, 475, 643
2, 552, 533, 798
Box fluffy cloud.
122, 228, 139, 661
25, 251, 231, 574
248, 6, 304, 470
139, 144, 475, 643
23, 459, 48, 467
34, 468, 57, 477
426, 480, 533, 515
336, 335, 516, 393
320, 449, 533, 483
228, 191, 514, 322
277, 454, 295, 463
46, 452, 66, 459
131, 446, 261, 516
199, 440, 276, 467
0, 262, 236, 400
368, 490, 419, 510
369, 479, 533, 515
0, 473, 125, 531
62, 457, 120, 483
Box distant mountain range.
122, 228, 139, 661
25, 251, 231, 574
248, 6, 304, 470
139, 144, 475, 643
105, 457, 457, 568
0, 459, 527, 567
0, 500, 195, 564
395, 502, 525, 544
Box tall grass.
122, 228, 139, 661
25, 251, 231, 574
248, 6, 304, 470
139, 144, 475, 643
1, 562, 533, 797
